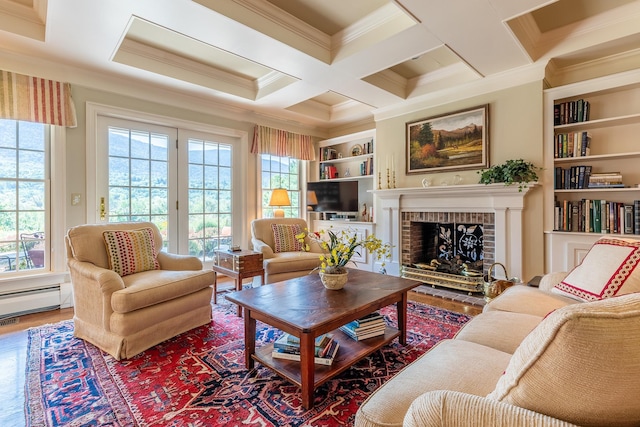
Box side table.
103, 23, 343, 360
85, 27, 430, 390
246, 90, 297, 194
213, 249, 264, 316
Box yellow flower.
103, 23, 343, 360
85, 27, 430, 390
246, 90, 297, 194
296, 227, 393, 274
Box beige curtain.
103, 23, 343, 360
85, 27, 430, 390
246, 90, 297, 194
0, 70, 77, 127
251, 125, 316, 161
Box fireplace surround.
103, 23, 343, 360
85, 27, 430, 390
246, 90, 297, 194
373, 183, 536, 281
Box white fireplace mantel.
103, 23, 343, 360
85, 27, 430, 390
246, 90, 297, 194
371, 183, 538, 279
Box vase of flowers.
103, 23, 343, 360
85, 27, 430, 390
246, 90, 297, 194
296, 228, 393, 290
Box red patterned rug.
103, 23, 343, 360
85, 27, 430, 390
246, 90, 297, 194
25, 299, 470, 426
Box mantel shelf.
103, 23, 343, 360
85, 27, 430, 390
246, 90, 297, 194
370, 183, 539, 199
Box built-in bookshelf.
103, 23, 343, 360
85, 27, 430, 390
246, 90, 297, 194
308, 129, 375, 223
317, 130, 375, 182
544, 69, 640, 272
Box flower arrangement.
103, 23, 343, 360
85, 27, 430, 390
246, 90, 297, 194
296, 228, 392, 274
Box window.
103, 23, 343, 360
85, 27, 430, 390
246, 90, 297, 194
0, 120, 48, 274
260, 154, 300, 218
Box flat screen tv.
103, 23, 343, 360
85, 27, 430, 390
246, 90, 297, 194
307, 181, 359, 212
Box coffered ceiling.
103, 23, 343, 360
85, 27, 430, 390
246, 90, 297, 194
0, 0, 639, 133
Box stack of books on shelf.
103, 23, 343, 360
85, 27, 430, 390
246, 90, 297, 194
360, 157, 373, 176
339, 312, 386, 341
321, 164, 339, 179
553, 99, 591, 125
587, 172, 624, 189
554, 131, 591, 158
553, 199, 640, 235
271, 333, 339, 366
555, 165, 592, 189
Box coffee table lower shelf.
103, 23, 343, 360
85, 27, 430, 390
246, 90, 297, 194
253, 326, 400, 389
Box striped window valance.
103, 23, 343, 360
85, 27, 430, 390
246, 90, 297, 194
0, 70, 77, 127
251, 125, 315, 161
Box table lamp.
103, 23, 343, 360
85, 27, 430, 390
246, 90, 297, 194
269, 188, 291, 218
307, 190, 318, 211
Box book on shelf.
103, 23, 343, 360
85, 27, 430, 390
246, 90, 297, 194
553, 199, 639, 234
554, 99, 591, 125
339, 324, 386, 341
274, 333, 333, 357
271, 339, 339, 366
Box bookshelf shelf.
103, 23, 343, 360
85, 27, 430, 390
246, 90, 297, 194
544, 69, 640, 272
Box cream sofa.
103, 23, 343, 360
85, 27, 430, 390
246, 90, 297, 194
66, 222, 214, 360
355, 236, 640, 427
251, 218, 322, 284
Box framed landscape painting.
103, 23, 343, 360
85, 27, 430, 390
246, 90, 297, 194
406, 105, 489, 174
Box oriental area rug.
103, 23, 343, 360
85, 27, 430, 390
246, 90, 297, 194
25, 300, 471, 427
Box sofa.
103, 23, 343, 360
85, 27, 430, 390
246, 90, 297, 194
66, 221, 214, 360
251, 218, 322, 284
355, 236, 640, 426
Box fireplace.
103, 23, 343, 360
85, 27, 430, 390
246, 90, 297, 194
372, 183, 536, 284
401, 211, 494, 293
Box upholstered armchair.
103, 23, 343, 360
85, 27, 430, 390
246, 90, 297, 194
251, 218, 322, 284
65, 221, 214, 360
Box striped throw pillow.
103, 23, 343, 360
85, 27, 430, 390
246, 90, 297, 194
271, 224, 303, 253
103, 227, 160, 277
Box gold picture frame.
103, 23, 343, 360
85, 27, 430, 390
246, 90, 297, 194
406, 105, 489, 174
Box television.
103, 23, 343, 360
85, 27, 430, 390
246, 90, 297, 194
307, 181, 359, 212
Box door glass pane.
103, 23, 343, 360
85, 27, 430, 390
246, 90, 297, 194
187, 138, 232, 261
107, 127, 169, 233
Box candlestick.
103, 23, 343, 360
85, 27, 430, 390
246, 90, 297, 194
378, 171, 382, 189
386, 168, 391, 189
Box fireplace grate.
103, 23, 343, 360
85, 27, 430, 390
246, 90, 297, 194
402, 266, 483, 294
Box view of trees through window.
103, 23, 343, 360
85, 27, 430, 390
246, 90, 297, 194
261, 154, 300, 218
187, 138, 232, 260
0, 119, 48, 273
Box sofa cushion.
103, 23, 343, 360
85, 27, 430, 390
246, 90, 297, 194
103, 227, 160, 277
552, 237, 640, 302
454, 311, 542, 354
487, 293, 640, 427
355, 339, 512, 427
263, 252, 321, 275
112, 269, 214, 313
483, 285, 578, 317
271, 223, 304, 253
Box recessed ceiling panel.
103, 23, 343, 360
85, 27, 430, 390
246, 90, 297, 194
0, 0, 46, 41
361, 46, 480, 99
113, 17, 297, 101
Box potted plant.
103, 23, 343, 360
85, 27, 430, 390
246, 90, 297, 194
477, 159, 541, 191
296, 228, 393, 289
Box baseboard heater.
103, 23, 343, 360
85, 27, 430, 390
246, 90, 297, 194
0, 285, 61, 319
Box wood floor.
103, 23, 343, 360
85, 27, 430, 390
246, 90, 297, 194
0, 278, 481, 427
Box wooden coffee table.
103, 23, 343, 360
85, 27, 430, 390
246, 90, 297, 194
225, 268, 419, 409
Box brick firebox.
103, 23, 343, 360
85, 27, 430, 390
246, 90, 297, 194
402, 211, 495, 276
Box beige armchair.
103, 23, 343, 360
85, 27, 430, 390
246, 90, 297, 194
65, 221, 214, 360
251, 218, 322, 284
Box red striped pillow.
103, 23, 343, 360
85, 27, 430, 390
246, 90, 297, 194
552, 237, 640, 301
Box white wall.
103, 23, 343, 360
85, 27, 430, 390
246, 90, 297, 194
374, 81, 545, 280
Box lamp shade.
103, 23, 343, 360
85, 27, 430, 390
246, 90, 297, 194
269, 188, 291, 207
269, 188, 290, 218
307, 190, 318, 205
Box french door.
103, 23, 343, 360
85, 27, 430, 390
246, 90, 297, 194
95, 116, 235, 262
